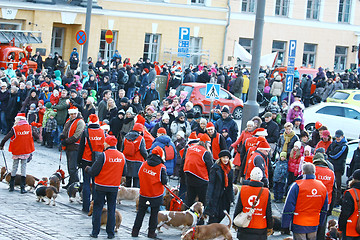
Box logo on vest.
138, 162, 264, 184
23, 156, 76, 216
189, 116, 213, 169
90, 136, 102, 141
248, 195, 260, 207
17, 131, 30, 135
191, 147, 202, 153
317, 175, 332, 181
109, 157, 123, 162
307, 188, 321, 198
143, 168, 157, 176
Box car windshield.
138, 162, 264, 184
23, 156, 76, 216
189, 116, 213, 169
175, 85, 193, 99
330, 91, 350, 100
316, 106, 345, 117
353, 94, 360, 101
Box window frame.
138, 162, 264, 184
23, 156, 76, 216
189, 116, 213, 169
191, 0, 205, 5
275, 0, 290, 17
272, 40, 287, 66
306, 0, 320, 20
338, 0, 351, 23
143, 33, 161, 62
241, 0, 256, 13
98, 30, 118, 61
189, 36, 202, 66
302, 43, 317, 68
334, 46, 348, 71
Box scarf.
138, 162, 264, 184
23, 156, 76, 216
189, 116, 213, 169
220, 162, 231, 188
282, 130, 295, 153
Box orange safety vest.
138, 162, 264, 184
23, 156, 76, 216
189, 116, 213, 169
183, 145, 209, 181
123, 135, 145, 162
94, 149, 125, 187
67, 118, 81, 145
144, 130, 155, 150
346, 188, 360, 237
9, 124, 35, 155
240, 185, 269, 229
210, 133, 221, 160
315, 166, 335, 204
245, 151, 268, 180
293, 178, 327, 226
138, 161, 166, 198
82, 128, 105, 162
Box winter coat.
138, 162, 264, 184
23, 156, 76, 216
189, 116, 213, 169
288, 149, 301, 176
242, 75, 249, 94
97, 99, 107, 121
60, 113, 85, 151
6, 92, 20, 121
277, 133, 299, 158
322, 82, 335, 101
326, 137, 348, 173
349, 147, 360, 177
258, 76, 265, 92
105, 107, 118, 121
21, 95, 38, 113
109, 116, 123, 138
339, 181, 360, 234
170, 119, 191, 142
82, 104, 95, 123
260, 120, 279, 144
204, 162, 234, 219
333, 81, 344, 91
273, 160, 288, 183
151, 121, 171, 138
270, 80, 283, 97
83, 80, 98, 94
149, 135, 177, 175
215, 116, 238, 143
232, 76, 243, 96
52, 97, 69, 126
142, 88, 160, 107
39, 91, 51, 104
121, 117, 135, 136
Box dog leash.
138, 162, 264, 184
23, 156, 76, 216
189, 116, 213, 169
164, 185, 190, 209
1, 150, 8, 172
58, 149, 62, 170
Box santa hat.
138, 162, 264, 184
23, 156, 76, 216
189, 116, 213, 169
15, 113, 26, 121
152, 146, 165, 162
188, 132, 199, 141
157, 127, 167, 135
38, 100, 44, 106
206, 122, 215, 130
315, 121, 322, 130
105, 135, 117, 146
135, 115, 146, 126
100, 123, 110, 131
253, 128, 268, 136
143, 68, 149, 74
133, 123, 144, 132
256, 140, 271, 151
177, 61, 181, 64
199, 133, 211, 142
88, 114, 99, 125
68, 106, 78, 114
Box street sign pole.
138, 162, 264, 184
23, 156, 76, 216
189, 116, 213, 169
80, 0, 92, 73
209, 96, 214, 122
285, 40, 297, 104
107, 42, 110, 71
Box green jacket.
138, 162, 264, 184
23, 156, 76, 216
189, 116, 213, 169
42, 109, 57, 128
53, 97, 69, 126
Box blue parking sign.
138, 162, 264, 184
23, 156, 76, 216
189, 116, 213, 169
289, 40, 297, 58
178, 27, 190, 58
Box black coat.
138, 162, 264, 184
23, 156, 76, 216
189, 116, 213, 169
339, 182, 360, 234
204, 163, 234, 219
260, 120, 279, 144
326, 137, 348, 173
349, 148, 360, 177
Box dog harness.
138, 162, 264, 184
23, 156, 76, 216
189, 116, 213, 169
191, 226, 196, 240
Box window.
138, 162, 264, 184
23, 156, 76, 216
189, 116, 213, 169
302, 43, 317, 68
338, 0, 351, 23
334, 46, 348, 71
191, 0, 204, 4
143, 33, 161, 62
239, 38, 253, 54
344, 107, 360, 120
241, 0, 256, 13
199, 87, 206, 96
272, 41, 287, 65
306, 0, 320, 20
0, 22, 21, 30
189, 37, 202, 65
99, 30, 118, 60
51, 27, 64, 56
275, 0, 289, 16
176, 86, 193, 99
330, 91, 349, 100
219, 90, 230, 99
353, 94, 360, 101
316, 106, 344, 117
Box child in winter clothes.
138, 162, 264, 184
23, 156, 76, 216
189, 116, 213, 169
27, 103, 40, 141
179, 91, 188, 107
287, 141, 302, 190
37, 100, 45, 142
44, 112, 57, 148
41, 102, 57, 146
50, 89, 60, 106
221, 128, 232, 150
286, 101, 304, 128
298, 145, 313, 175
273, 152, 288, 203
174, 131, 186, 178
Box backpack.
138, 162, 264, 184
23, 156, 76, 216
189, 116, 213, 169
164, 144, 175, 161
118, 70, 129, 85
123, 138, 136, 157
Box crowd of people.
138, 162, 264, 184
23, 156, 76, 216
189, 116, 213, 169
0, 49, 360, 240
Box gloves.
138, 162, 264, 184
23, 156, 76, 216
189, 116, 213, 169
84, 166, 90, 173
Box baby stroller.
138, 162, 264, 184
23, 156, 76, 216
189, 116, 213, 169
257, 89, 270, 106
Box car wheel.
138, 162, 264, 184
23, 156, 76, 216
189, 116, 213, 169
233, 107, 243, 120
193, 105, 202, 114
305, 123, 315, 136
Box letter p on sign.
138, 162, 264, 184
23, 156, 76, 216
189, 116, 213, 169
288, 40, 297, 58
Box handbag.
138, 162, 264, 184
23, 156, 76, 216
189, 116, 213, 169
353, 189, 360, 234
234, 187, 264, 228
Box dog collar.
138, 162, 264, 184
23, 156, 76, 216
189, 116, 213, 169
189, 208, 199, 218
191, 226, 196, 240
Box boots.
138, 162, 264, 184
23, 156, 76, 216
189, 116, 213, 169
9, 176, 15, 192
147, 230, 157, 239
20, 176, 27, 194
131, 228, 139, 237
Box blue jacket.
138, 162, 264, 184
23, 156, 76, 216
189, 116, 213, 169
214, 116, 238, 143
326, 137, 348, 173
273, 160, 288, 183
150, 135, 177, 176
282, 174, 328, 233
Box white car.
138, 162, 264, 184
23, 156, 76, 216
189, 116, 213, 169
343, 139, 359, 189
303, 102, 360, 140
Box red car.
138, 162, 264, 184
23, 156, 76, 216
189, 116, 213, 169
176, 83, 243, 119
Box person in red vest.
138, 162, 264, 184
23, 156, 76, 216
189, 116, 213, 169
85, 135, 126, 239
339, 169, 360, 239
183, 133, 214, 207
135, 115, 154, 150
244, 139, 271, 187
122, 123, 148, 187
77, 114, 105, 213
132, 146, 167, 239
0, 113, 35, 193
234, 167, 273, 239
282, 163, 328, 240
60, 106, 85, 189
315, 130, 332, 152
312, 152, 336, 240
206, 122, 227, 160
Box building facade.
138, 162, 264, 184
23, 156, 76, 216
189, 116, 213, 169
0, 0, 359, 71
